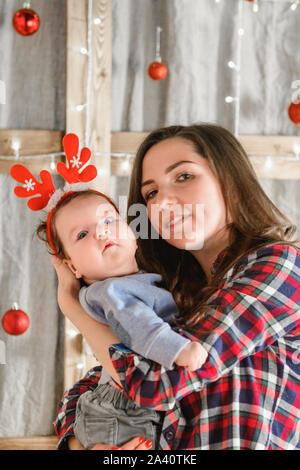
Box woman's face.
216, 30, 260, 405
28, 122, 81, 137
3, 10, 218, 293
141, 137, 230, 253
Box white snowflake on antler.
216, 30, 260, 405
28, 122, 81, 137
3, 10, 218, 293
23, 178, 36, 192
70, 155, 83, 169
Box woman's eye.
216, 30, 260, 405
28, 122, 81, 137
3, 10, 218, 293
144, 190, 157, 202
77, 231, 88, 240
177, 173, 192, 181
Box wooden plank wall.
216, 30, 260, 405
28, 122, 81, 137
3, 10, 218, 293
1, 0, 300, 450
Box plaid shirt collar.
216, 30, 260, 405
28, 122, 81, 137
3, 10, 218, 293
210, 246, 229, 274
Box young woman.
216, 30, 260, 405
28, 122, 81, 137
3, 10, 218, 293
52, 124, 300, 450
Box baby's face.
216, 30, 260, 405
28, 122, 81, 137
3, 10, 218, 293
54, 193, 138, 284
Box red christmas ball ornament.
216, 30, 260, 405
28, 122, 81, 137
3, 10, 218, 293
288, 101, 300, 125
148, 61, 168, 81
13, 6, 40, 36
2, 303, 30, 335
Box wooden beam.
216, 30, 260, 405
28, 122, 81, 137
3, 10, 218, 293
2, 131, 300, 179
0, 436, 58, 450
0, 130, 64, 174
248, 157, 300, 179
111, 132, 148, 154
110, 133, 300, 179
111, 132, 300, 158
238, 135, 300, 158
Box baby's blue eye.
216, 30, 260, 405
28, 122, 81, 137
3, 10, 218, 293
104, 217, 114, 224
77, 231, 87, 240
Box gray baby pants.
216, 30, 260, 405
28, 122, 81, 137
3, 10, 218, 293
74, 383, 163, 449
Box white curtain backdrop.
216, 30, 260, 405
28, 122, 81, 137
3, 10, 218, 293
0, 0, 299, 436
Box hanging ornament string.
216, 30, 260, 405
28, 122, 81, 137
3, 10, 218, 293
234, 0, 244, 138
148, 26, 168, 81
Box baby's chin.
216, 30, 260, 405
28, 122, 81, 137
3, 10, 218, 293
83, 265, 139, 285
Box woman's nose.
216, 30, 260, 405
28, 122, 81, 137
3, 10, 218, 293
156, 190, 179, 210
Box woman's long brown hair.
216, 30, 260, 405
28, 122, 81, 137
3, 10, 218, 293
127, 123, 300, 332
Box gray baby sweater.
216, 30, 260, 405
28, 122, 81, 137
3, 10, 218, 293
79, 271, 190, 369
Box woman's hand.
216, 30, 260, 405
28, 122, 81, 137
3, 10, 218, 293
91, 436, 153, 451
68, 436, 86, 450
50, 255, 81, 315
68, 436, 152, 451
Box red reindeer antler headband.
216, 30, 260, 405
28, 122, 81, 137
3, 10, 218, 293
10, 133, 119, 254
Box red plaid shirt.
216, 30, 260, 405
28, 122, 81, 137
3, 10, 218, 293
54, 243, 300, 450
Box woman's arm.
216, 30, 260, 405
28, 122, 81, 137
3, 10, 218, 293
62, 297, 122, 385
80, 276, 191, 370
106, 245, 300, 410
51, 255, 122, 385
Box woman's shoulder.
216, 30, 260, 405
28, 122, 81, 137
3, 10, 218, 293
245, 242, 300, 263
236, 242, 300, 268
228, 242, 300, 280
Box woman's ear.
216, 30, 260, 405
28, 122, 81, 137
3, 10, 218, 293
63, 258, 82, 279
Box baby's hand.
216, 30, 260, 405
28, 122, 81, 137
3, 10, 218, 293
175, 341, 208, 371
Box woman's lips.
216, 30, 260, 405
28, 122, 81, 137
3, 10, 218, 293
165, 213, 192, 230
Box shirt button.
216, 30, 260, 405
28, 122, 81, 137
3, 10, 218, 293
165, 431, 175, 442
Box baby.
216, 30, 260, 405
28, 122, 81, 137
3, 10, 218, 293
45, 190, 208, 449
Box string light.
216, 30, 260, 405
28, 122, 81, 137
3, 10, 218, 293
0, 151, 64, 161
228, 61, 239, 71
264, 156, 273, 169
225, 96, 236, 103
225, 0, 244, 137
293, 142, 300, 160
11, 139, 21, 158
290, 0, 299, 10
71, 104, 86, 112
252, 0, 259, 13
0, 150, 135, 161
119, 155, 132, 173
50, 155, 56, 171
